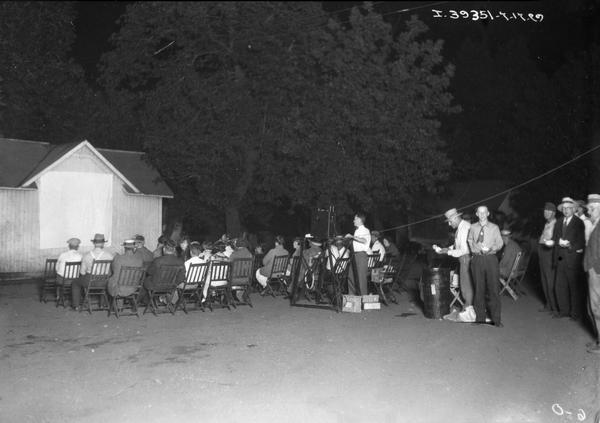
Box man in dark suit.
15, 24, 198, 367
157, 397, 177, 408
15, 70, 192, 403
583, 194, 600, 354
553, 197, 586, 320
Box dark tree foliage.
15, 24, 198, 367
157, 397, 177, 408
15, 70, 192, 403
0, 2, 97, 142
98, 1, 457, 236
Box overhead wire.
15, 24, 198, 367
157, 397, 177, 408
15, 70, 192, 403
378, 142, 600, 234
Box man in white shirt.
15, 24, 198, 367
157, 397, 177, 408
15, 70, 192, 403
56, 238, 83, 279
345, 213, 371, 296
438, 208, 474, 321
72, 234, 114, 311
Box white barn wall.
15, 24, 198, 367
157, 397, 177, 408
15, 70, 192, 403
0, 145, 164, 277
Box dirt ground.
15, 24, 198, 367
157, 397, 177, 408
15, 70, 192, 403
1, 275, 599, 423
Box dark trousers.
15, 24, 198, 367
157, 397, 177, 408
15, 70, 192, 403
555, 257, 584, 318
538, 245, 557, 311
71, 274, 107, 308
348, 252, 368, 296
471, 254, 501, 324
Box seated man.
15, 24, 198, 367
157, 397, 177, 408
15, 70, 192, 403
107, 239, 144, 300
133, 234, 154, 266
153, 235, 167, 258
170, 242, 206, 305
255, 235, 289, 293
499, 229, 522, 280
56, 237, 83, 285
229, 238, 254, 301
71, 234, 114, 311
325, 236, 350, 272
139, 239, 185, 305
370, 231, 386, 263
382, 237, 399, 259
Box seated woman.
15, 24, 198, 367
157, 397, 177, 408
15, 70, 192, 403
255, 235, 289, 294
176, 235, 191, 261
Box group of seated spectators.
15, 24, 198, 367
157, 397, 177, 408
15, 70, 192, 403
53, 230, 402, 311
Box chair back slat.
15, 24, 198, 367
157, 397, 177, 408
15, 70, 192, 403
210, 261, 231, 284
117, 266, 146, 288
44, 259, 58, 279
334, 257, 350, 276
185, 262, 209, 284
155, 265, 182, 290
271, 255, 289, 277
63, 262, 81, 279
91, 259, 112, 275
231, 258, 253, 281
367, 254, 380, 269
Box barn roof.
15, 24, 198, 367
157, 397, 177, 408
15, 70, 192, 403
0, 138, 173, 198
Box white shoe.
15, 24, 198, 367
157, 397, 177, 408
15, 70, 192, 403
458, 306, 476, 323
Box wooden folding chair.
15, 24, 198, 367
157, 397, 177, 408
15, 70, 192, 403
449, 270, 464, 310
56, 261, 81, 308
328, 257, 352, 312
250, 253, 264, 293
205, 261, 233, 311
173, 262, 209, 314
81, 259, 112, 314
41, 258, 57, 303
262, 255, 290, 297
144, 265, 182, 316
500, 251, 523, 300
367, 253, 381, 271
230, 258, 254, 307
109, 266, 146, 318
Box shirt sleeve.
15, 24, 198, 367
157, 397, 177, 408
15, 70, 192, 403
448, 224, 469, 257
467, 226, 480, 254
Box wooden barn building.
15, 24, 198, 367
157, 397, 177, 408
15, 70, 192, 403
0, 138, 173, 279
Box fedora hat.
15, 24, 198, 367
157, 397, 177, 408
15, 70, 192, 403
91, 233, 107, 243
544, 202, 556, 212
557, 197, 576, 212
444, 208, 462, 222
587, 194, 600, 208
576, 200, 587, 210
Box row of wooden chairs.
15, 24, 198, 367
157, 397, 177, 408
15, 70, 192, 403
41, 258, 255, 318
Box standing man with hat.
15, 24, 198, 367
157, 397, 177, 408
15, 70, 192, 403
553, 197, 586, 320
583, 194, 600, 353
72, 234, 114, 311
468, 205, 504, 327
438, 208, 475, 321
538, 202, 558, 313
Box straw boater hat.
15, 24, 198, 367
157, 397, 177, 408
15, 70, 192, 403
557, 197, 576, 213
122, 239, 136, 248
91, 233, 107, 243
444, 208, 462, 222
587, 194, 600, 208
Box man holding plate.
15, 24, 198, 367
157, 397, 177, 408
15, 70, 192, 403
553, 197, 586, 320
467, 205, 504, 327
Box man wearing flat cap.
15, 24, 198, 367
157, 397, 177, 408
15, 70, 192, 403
538, 202, 558, 313
56, 238, 83, 282
133, 234, 154, 266
583, 194, 600, 353
71, 234, 114, 311
553, 197, 586, 320
499, 229, 522, 280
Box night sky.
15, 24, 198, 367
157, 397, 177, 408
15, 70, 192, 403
71, 1, 598, 81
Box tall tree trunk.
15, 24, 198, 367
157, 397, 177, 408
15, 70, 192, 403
225, 205, 242, 237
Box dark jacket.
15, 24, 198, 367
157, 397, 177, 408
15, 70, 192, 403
553, 216, 585, 268
145, 254, 185, 288
584, 223, 600, 273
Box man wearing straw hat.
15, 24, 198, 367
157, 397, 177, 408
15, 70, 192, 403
583, 194, 600, 353
538, 202, 558, 313
437, 208, 475, 322
553, 197, 585, 320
